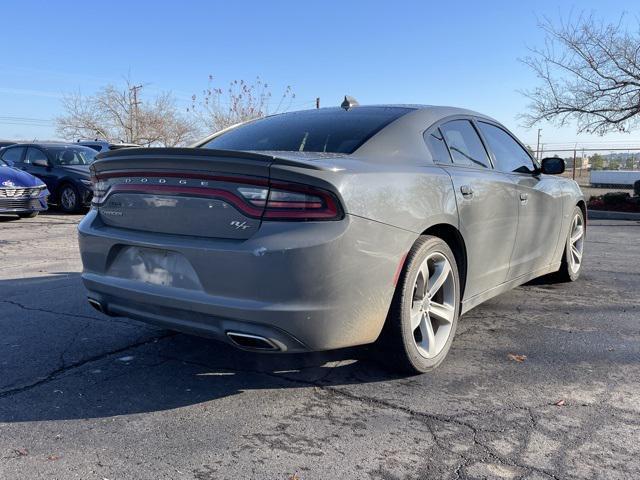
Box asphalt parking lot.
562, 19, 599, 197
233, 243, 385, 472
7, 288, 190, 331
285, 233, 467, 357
0, 213, 638, 480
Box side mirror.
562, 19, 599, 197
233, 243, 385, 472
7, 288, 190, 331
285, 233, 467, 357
32, 159, 49, 168
540, 157, 565, 175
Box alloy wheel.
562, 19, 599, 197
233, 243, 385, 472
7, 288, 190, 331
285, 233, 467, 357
61, 187, 77, 211
568, 213, 584, 274
410, 252, 456, 358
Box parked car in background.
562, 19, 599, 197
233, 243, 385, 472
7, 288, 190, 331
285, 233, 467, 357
0, 143, 96, 213
77, 140, 140, 154
79, 104, 585, 373
0, 155, 49, 218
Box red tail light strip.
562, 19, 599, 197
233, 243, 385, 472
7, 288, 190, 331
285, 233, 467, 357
97, 175, 343, 221
106, 184, 265, 218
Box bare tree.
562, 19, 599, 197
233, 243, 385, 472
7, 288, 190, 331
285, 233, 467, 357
56, 78, 196, 146
521, 14, 640, 134
189, 76, 295, 133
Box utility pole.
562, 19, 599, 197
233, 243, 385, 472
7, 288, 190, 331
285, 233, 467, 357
130, 84, 143, 142
572, 148, 577, 180
535, 128, 542, 161
316, 97, 320, 109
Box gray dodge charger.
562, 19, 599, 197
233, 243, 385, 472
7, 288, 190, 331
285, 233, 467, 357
79, 104, 585, 373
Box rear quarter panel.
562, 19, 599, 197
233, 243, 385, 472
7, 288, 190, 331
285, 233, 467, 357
270, 159, 458, 234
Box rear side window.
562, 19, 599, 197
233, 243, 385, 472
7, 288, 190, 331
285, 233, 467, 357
202, 107, 412, 154
48, 147, 97, 165
0, 147, 25, 164
424, 128, 452, 163
440, 120, 491, 168
477, 122, 535, 173
25, 147, 48, 164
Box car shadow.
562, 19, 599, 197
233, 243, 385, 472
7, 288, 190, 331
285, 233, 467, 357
0, 273, 406, 423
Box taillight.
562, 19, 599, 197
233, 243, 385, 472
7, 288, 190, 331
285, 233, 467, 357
92, 170, 343, 221
90, 174, 109, 205
238, 182, 342, 221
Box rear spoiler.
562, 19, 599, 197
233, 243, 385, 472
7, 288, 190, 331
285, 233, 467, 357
93, 147, 326, 171
96, 147, 277, 162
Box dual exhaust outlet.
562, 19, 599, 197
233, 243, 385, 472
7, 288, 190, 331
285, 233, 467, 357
87, 298, 280, 352
226, 332, 280, 351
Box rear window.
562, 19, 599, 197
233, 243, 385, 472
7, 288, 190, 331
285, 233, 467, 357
202, 107, 412, 154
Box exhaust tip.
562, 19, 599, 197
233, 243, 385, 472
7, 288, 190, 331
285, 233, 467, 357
226, 331, 280, 351
87, 298, 105, 314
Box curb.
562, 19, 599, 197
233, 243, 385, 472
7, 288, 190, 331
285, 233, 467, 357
587, 209, 640, 221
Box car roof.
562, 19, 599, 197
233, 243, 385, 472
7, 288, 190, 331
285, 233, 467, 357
350, 105, 502, 163
274, 104, 490, 119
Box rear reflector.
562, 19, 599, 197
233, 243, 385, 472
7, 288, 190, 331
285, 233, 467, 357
393, 253, 408, 286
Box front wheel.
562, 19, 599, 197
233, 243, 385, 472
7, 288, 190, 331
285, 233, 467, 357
555, 206, 585, 282
58, 184, 80, 213
379, 235, 460, 373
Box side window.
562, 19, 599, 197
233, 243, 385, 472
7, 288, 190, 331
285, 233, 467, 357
424, 128, 452, 163
477, 122, 535, 174
440, 120, 491, 168
0, 147, 25, 164
25, 147, 48, 165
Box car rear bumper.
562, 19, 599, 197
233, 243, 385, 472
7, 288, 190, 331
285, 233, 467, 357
78, 210, 415, 352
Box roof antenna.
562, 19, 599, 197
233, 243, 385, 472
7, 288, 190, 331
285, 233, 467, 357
341, 95, 359, 110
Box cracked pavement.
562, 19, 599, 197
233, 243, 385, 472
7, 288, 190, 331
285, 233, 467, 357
0, 212, 638, 480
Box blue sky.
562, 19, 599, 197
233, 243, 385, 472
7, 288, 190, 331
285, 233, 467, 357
1, 0, 638, 149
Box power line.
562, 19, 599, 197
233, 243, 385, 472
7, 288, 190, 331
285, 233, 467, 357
0, 115, 54, 126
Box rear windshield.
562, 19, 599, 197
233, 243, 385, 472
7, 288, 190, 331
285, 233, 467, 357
201, 107, 412, 154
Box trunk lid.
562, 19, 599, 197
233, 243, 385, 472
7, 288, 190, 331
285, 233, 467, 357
91, 148, 345, 240
91, 148, 275, 240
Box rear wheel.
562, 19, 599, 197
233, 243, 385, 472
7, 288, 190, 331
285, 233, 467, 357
59, 184, 80, 213
18, 211, 38, 218
379, 235, 460, 373
555, 206, 585, 282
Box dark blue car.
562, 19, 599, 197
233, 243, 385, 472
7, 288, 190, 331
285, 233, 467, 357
0, 156, 49, 218
0, 143, 96, 213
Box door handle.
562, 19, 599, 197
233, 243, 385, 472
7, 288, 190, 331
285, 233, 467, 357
460, 185, 474, 197
520, 193, 529, 203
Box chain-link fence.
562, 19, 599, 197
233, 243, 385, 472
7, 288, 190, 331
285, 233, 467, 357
532, 145, 640, 191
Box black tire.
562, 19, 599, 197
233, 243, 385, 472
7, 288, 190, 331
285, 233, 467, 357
555, 206, 585, 282
378, 235, 461, 374
18, 211, 39, 219
58, 184, 81, 213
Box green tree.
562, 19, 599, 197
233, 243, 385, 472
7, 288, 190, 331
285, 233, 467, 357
590, 154, 604, 170
625, 157, 635, 170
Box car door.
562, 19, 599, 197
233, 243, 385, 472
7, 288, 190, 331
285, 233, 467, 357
24, 147, 58, 192
475, 121, 563, 279
432, 119, 519, 300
